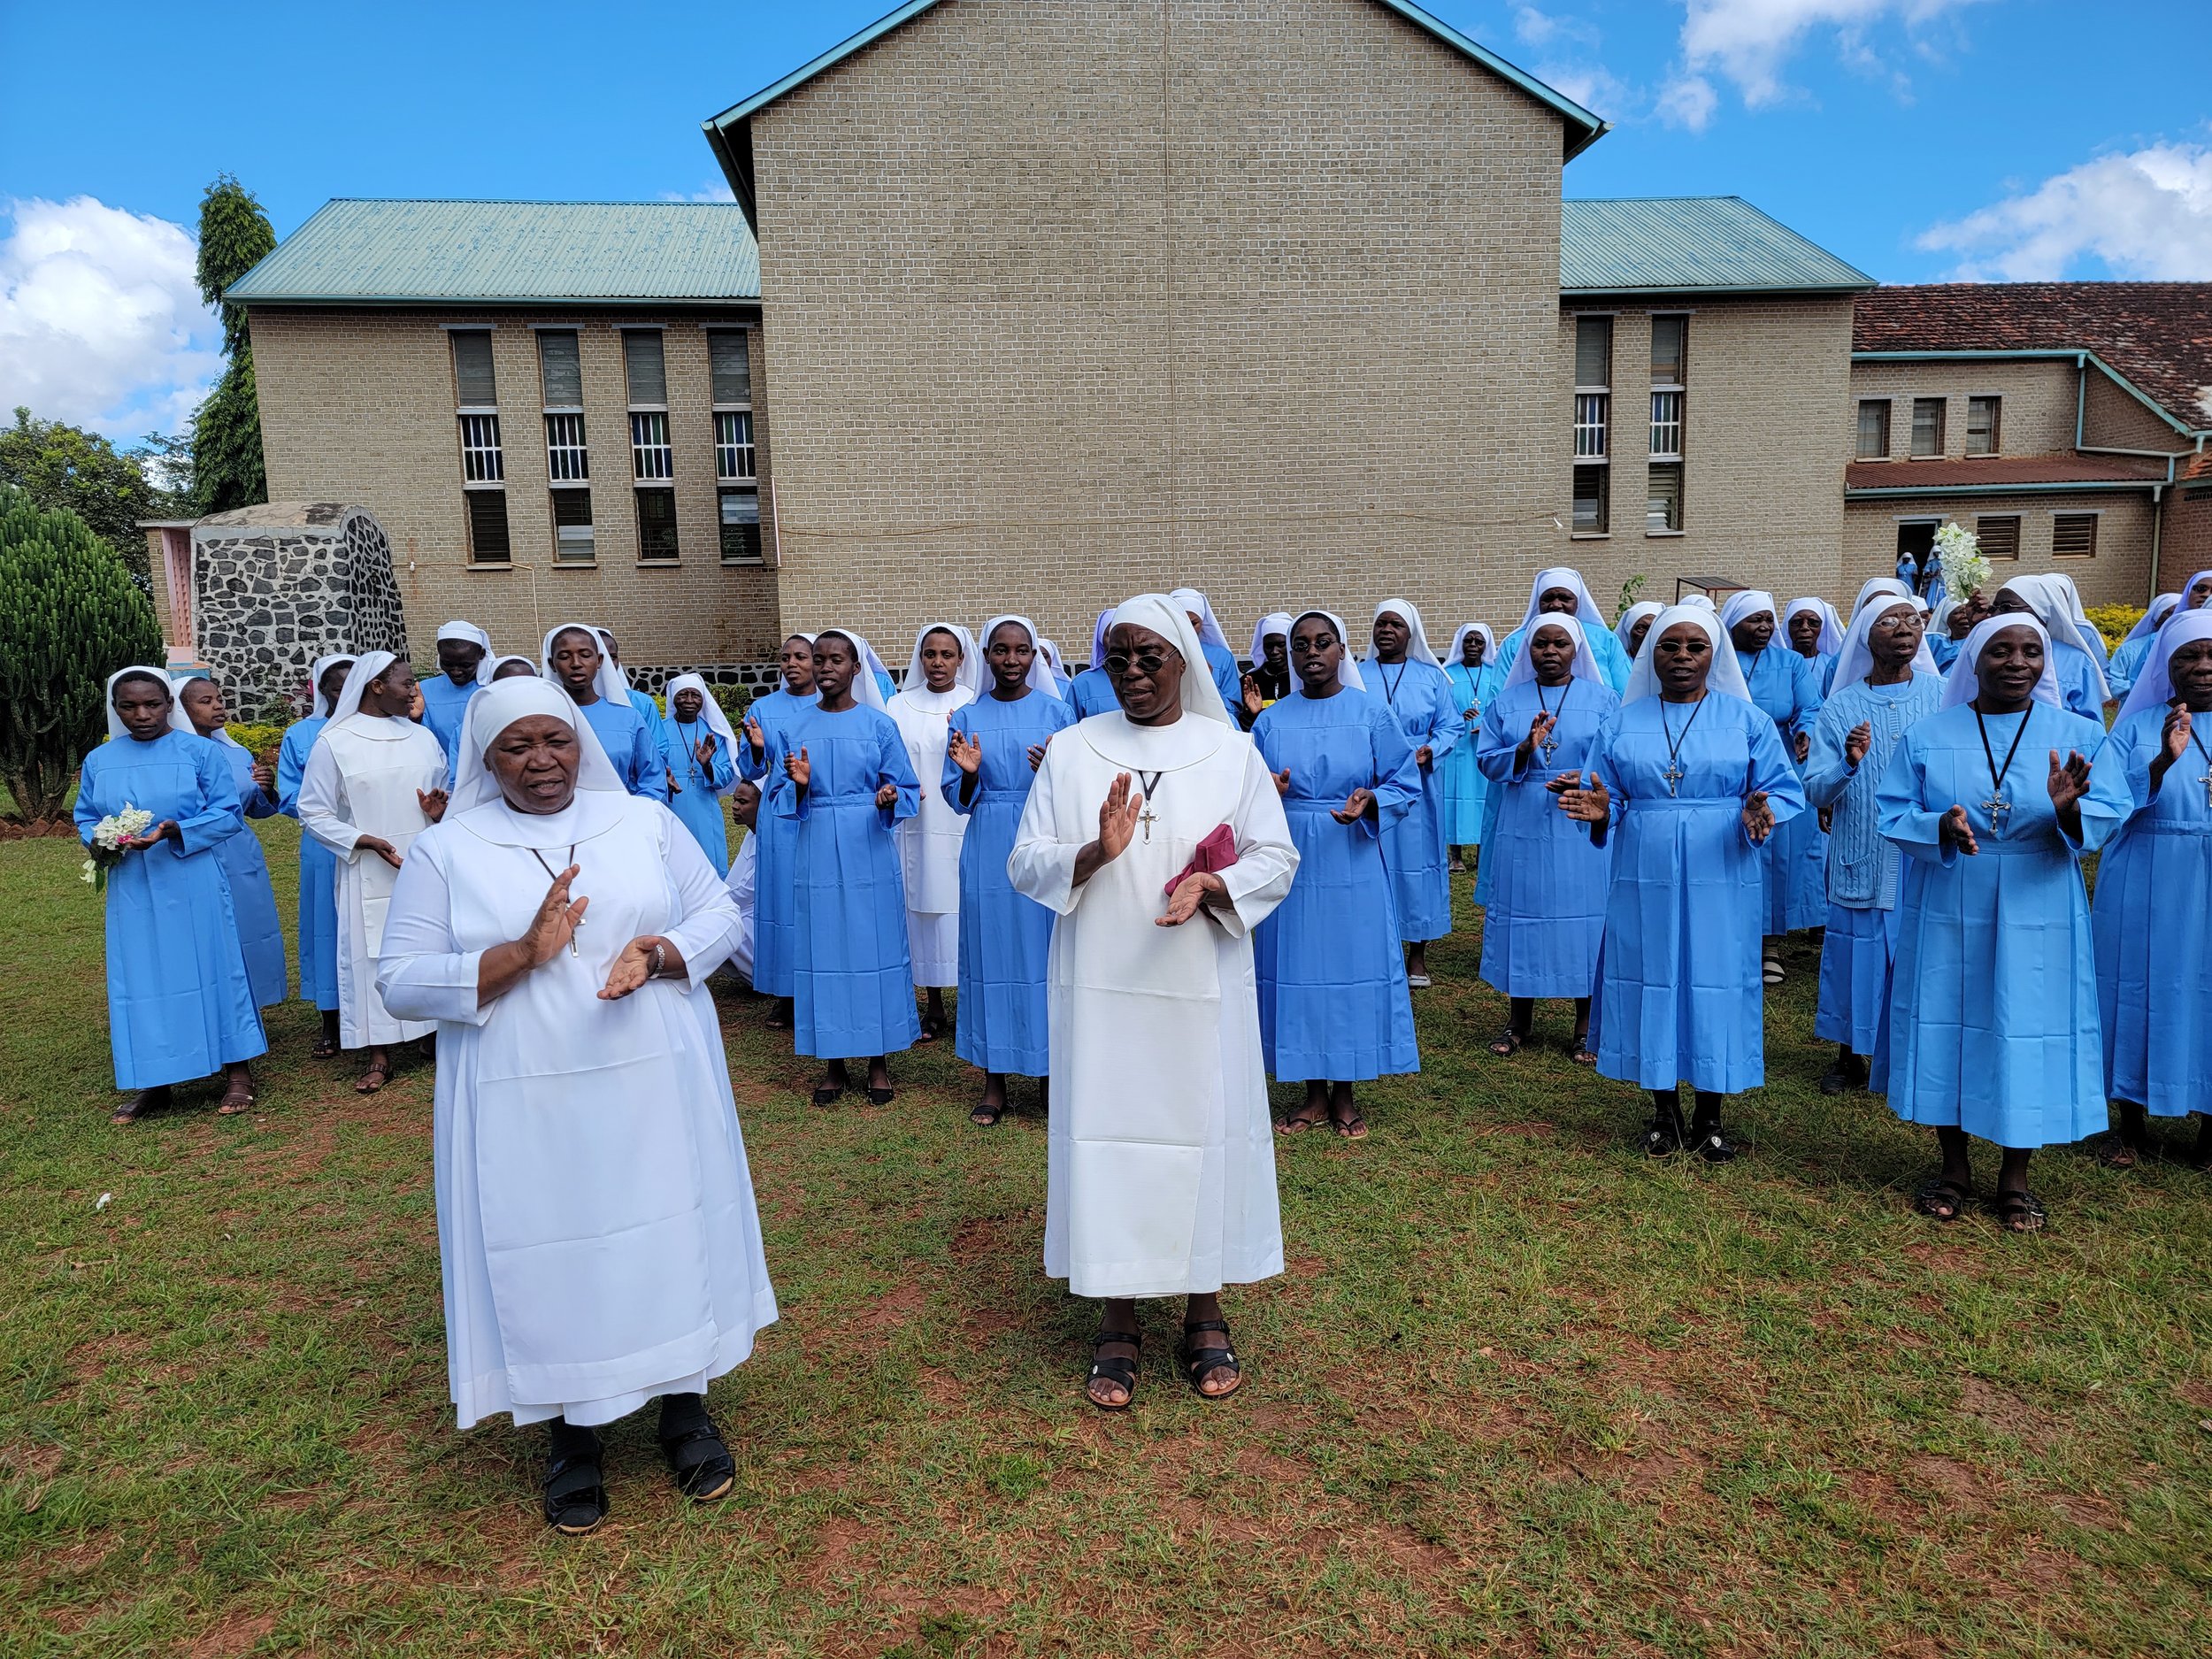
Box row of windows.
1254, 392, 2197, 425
1858, 395, 2001, 461
1571, 314, 1686, 535
1934, 511, 2099, 562
451, 327, 759, 564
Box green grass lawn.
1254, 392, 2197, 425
3, 818, 2208, 1657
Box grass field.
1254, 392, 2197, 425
3, 816, 2208, 1656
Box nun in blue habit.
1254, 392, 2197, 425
1252, 611, 1422, 1138
1476, 613, 1618, 1061
1784, 596, 1844, 695
1721, 590, 1827, 974
1987, 576, 2109, 718
1440, 622, 1505, 868
946, 616, 1077, 1125
2102, 595, 2180, 700
77, 668, 266, 1121
169, 674, 288, 1013
595, 626, 676, 799
1364, 598, 1460, 986
1560, 604, 1805, 1161
764, 629, 922, 1103
1802, 595, 1946, 1094
419, 620, 490, 773
2087, 608, 2212, 1167
540, 625, 663, 799
1875, 614, 2116, 1232
279, 653, 354, 1055
1068, 608, 1121, 718
739, 634, 819, 1019
657, 673, 740, 873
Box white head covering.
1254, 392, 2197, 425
435, 619, 492, 653
449, 675, 627, 819
1852, 576, 1913, 620
1942, 614, 2063, 710
1248, 611, 1294, 665
478, 651, 537, 687
1038, 639, 1070, 683
1621, 605, 1753, 705
1110, 594, 1233, 726
2043, 572, 2108, 664
1168, 588, 1233, 654
900, 623, 982, 696
1615, 601, 1665, 658
816, 629, 891, 713
977, 614, 1064, 698
2123, 594, 2181, 646
1365, 598, 1442, 668
1502, 612, 1603, 694
1680, 593, 1718, 613
2116, 608, 2212, 726
1784, 596, 1845, 656
588, 626, 633, 691
167, 674, 242, 748
104, 665, 174, 742
1929, 592, 1960, 635
1089, 607, 1117, 671
328, 650, 402, 728
1827, 595, 1940, 694
541, 623, 629, 707
1287, 610, 1367, 693
1996, 576, 2109, 702
663, 672, 740, 793
1444, 622, 1499, 672
1516, 567, 1612, 634
310, 653, 356, 716
1719, 590, 1780, 635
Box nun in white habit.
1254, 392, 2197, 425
376, 676, 776, 1535
1009, 594, 1299, 1409
887, 623, 980, 1037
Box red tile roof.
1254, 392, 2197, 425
1845, 455, 2169, 491
2182, 449, 2212, 483
1854, 283, 2212, 434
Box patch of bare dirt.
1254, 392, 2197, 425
1955, 1378, 2059, 1449
186, 1609, 276, 1659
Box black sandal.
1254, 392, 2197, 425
1179, 1320, 1242, 1401
1489, 1028, 1524, 1056
917, 1016, 943, 1045
111, 1087, 166, 1125
1087, 1327, 1142, 1411
542, 1425, 607, 1534
866, 1087, 895, 1107
658, 1402, 735, 1502
1570, 1033, 1597, 1066
811, 1085, 844, 1107
1641, 1106, 1686, 1158
1914, 1175, 1970, 1222
1275, 1104, 1329, 1135
1332, 1111, 1369, 1141
970, 1099, 1004, 1126
311, 1034, 340, 1060
1991, 1189, 2047, 1233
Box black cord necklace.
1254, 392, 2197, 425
1134, 769, 1164, 843
1658, 693, 1708, 796
1535, 677, 1571, 764
1972, 702, 2035, 838
1378, 660, 1407, 706
526, 842, 583, 956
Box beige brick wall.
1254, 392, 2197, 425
1563, 296, 1855, 618
250, 305, 784, 674
2081, 366, 2187, 454
1846, 358, 2078, 462
1843, 490, 2157, 606
748, 0, 1579, 653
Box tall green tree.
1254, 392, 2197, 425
0, 408, 186, 584
189, 175, 276, 515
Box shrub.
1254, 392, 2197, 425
0, 487, 163, 821
2085, 603, 2144, 652
224, 721, 287, 764
711, 682, 752, 724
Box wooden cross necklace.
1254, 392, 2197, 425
1658, 693, 1708, 796
1972, 703, 2033, 839
1135, 770, 1164, 842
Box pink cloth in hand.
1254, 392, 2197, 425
1163, 823, 1239, 896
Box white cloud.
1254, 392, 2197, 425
1918, 142, 2212, 280
664, 180, 738, 204
0, 196, 221, 440
1537, 61, 1632, 118
1514, 5, 1599, 50
1672, 0, 1986, 115
1655, 73, 1719, 130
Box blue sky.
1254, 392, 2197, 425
4, 0, 2208, 441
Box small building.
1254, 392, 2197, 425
1847, 282, 2212, 604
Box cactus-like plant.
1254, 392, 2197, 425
0, 487, 163, 821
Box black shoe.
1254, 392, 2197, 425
657, 1394, 735, 1502
1690, 1125, 1740, 1164
1817, 1068, 1850, 1095
1641, 1109, 1686, 1158
543, 1423, 607, 1534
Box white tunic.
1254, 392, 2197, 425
376, 791, 777, 1429
1009, 711, 1298, 1298
724, 831, 758, 984
298, 714, 448, 1048
887, 685, 973, 988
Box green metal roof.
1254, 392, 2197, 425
225, 200, 761, 307
1562, 197, 1873, 296
703, 0, 1608, 218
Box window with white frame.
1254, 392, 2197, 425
458, 413, 504, 483
545, 413, 589, 482
631, 412, 673, 480
714, 411, 755, 480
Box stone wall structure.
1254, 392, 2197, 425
189, 503, 409, 717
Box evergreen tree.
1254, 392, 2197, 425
0, 407, 186, 585
189, 175, 276, 515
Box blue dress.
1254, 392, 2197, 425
1929, 634, 1961, 672
418, 673, 480, 774
626, 687, 673, 801
766, 703, 923, 1060
1875, 702, 2113, 1147
1440, 662, 1506, 845
1739, 646, 1827, 933
2089, 706, 2212, 1117
1585, 695, 1807, 1093
1476, 676, 1619, 999
1803, 674, 1946, 1055
278, 716, 342, 1010
1498, 622, 1633, 695
1251, 688, 1422, 1082
945, 690, 1077, 1074
739, 687, 820, 997
1369, 658, 1460, 942
2052, 641, 2106, 718
75, 732, 267, 1088
2103, 635, 2154, 700
207, 740, 288, 1010
1801, 649, 1839, 696
1069, 669, 1118, 718
657, 716, 735, 873
577, 696, 662, 799
1200, 641, 1246, 718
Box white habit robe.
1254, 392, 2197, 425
886, 685, 972, 988
1009, 710, 1299, 1298
298, 713, 448, 1048
724, 830, 758, 984
376, 790, 778, 1429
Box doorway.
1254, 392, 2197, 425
1895, 519, 1939, 590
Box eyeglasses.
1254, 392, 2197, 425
1103, 652, 1171, 676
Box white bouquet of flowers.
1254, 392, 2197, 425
1932, 521, 1990, 603
81, 804, 155, 891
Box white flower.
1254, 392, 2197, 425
1932, 523, 1992, 603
